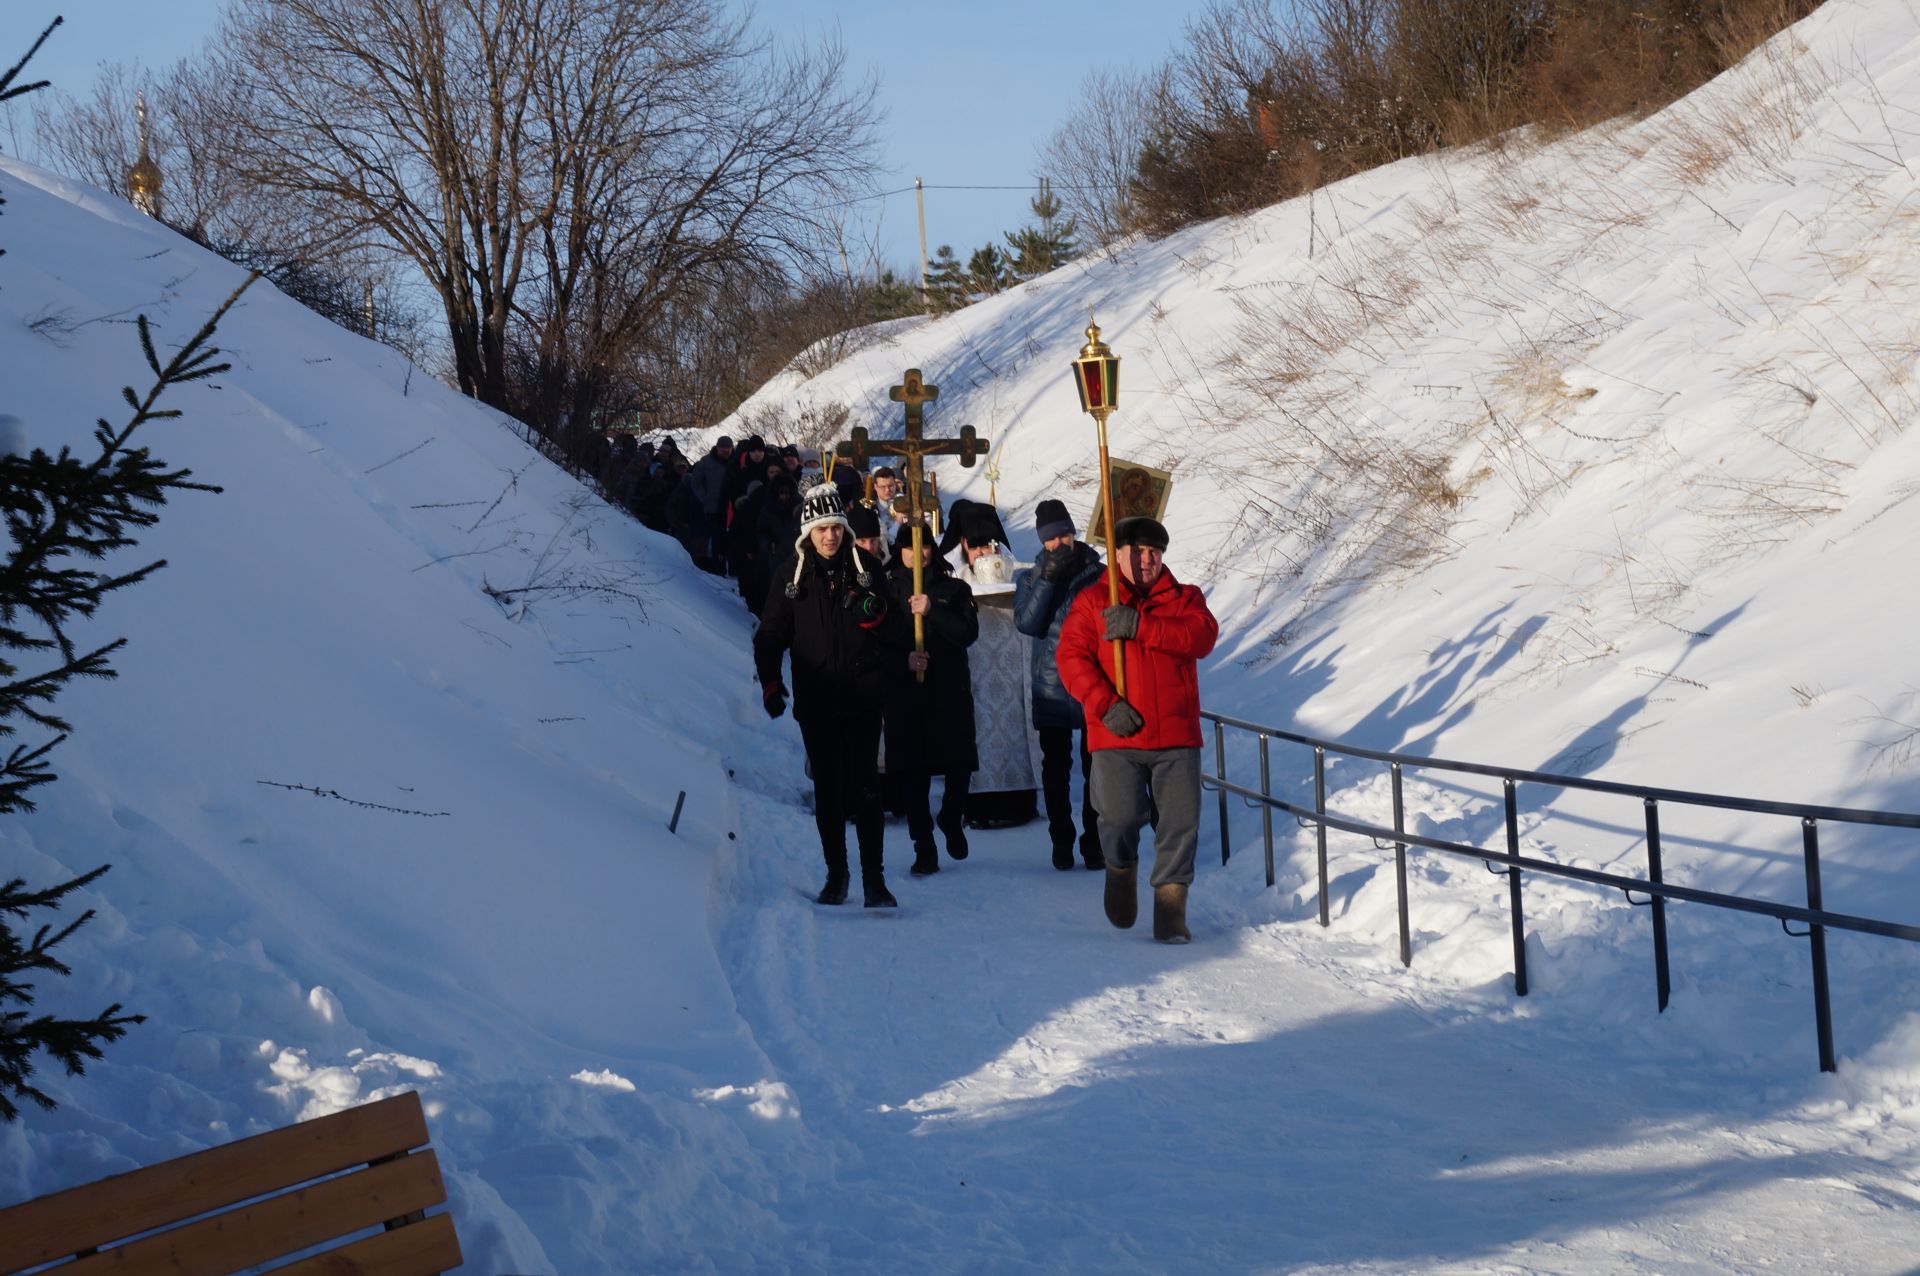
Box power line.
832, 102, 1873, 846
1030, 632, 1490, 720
802, 180, 1128, 213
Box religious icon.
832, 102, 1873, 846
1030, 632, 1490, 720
1085, 457, 1173, 541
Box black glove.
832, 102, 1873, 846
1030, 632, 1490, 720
1102, 700, 1144, 737
1102, 603, 1139, 641
1039, 546, 1074, 582
762, 681, 788, 719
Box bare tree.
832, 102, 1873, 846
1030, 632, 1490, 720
209, 0, 877, 428
1033, 66, 1154, 248
30, 59, 259, 241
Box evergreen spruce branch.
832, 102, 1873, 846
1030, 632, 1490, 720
0, 737, 63, 813
0, 864, 143, 1121
0, 642, 120, 735
0, 17, 62, 105
0, 275, 256, 669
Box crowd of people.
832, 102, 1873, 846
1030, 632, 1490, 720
743, 472, 1219, 944
570, 427, 1220, 940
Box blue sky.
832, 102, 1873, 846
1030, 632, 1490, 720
13, 0, 1200, 275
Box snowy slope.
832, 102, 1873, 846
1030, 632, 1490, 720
720, 0, 1920, 1070
2, 0, 1920, 1271
0, 159, 793, 1269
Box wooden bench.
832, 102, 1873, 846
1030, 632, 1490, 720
0, 1090, 463, 1274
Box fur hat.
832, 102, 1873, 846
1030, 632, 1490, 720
1034, 497, 1074, 542
1113, 515, 1170, 551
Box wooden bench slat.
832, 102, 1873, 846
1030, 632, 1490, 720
263, 1211, 464, 1276
51, 1149, 446, 1276
0, 1093, 430, 1270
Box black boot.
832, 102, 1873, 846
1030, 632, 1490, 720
1051, 838, 1075, 871
939, 817, 969, 861
1104, 864, 1138, 929
864, 878, 898, 908
910, 839, 940, 877
1081, 838, 1106, 871
816, 873, 849, 906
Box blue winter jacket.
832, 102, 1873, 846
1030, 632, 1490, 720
1012, 541, 1106, 731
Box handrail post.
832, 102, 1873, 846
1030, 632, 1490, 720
1803, 818, 1835, 1073
1314, 746, 1329, 927
1504, 778, 1529, 996
1214, 718, 1230, 866
1259, 733, 1275, 888
1392, 762, 1411, 967
1645, 799, 1671, 1012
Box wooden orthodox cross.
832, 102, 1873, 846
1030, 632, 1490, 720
837, 368, 989, 681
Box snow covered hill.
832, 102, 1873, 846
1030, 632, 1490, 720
4, 1, 1920, 1271
722, 0, 1920, 1065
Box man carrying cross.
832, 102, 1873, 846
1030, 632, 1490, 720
836, 369, 986, 684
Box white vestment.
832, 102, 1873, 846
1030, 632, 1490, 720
955, 550, 1043, 794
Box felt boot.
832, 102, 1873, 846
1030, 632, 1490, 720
1104, 864, 1138, 929
1152, 883, 1191, 944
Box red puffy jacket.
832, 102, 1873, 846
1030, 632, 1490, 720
1057, 567, 1218, 752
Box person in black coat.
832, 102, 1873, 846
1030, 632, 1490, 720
729, 456, 787, 598
720, 435, 770, 575
883, 521, 980, 876
755, 484, 903, 907
1013, 497, 1108, 871
747, 470, 801, 617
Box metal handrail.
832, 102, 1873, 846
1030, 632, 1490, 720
1201, 710, 1920, 1073
1204, 710, 1920, 828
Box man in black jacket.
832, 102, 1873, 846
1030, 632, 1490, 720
884, 521, 979, 876
1013, 497, 1108, 871
755, 484, 902, 907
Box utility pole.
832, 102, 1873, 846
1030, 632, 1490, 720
915, 175, 930, 312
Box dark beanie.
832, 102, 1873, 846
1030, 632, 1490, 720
845, 503, 882, 540
1113, 515, 1170, 551
1034, 498, 1074, 541
893, 519, 934, 551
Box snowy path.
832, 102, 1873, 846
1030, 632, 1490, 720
714, 720, 1920, 1274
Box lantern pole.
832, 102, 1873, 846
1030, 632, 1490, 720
1072, 318, 1127, 699
1092, 405, 1126, 698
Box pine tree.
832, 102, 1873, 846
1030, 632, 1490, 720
0, 24, 257, 1120
864, 269, 920, 323
1004, 178, 1080, 281
923, 243, 968, 312
966, 244, 1013, 298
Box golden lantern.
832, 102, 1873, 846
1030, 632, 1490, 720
1069, 318, 1127, 697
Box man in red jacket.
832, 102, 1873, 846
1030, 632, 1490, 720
1056, 516, 1219, 942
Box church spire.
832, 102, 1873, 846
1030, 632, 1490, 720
126, 91, 163, 219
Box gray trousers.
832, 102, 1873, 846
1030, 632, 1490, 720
1090, 747, 1201, 887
